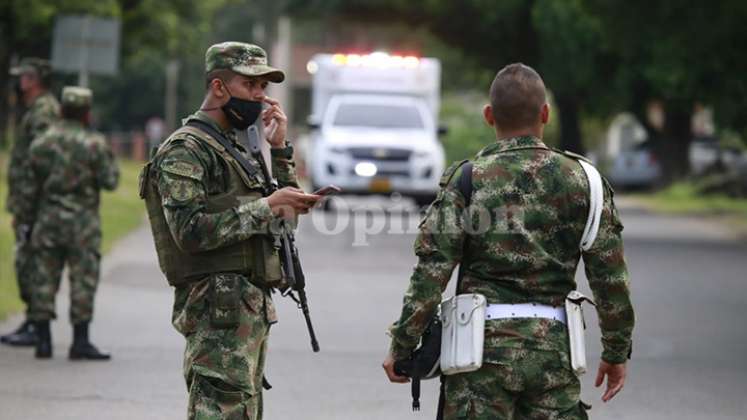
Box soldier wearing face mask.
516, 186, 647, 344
140, 42, 321, 419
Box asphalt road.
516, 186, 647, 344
1, 197, 745, 420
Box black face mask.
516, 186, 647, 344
220, 84, 262, 130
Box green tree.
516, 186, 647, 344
586, 0, 747, 181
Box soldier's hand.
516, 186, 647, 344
262, 96, 287, 148
382, 353, 409, 384
595, 360, 626, 402
267, 187, 321, 219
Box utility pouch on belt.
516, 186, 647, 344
565, 291, 595, 376
210, 273, 242, 329
439, 293, 487, 375
251, 235, 285, 289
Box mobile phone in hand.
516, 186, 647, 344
312, 185, 342, 196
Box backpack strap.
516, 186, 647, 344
551, 149, 604, 250
456, 161, 474, 207
577, 160, 604, 251
453, 161, 474, 293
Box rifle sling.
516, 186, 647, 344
185, 120, 267, 195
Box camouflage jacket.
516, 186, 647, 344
6, 92, 60, 216
389, 136, 634, 364
151, 111, 299, 255
18, 120, 119, 232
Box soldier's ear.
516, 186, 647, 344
209, 78, 226, 98
483, 105, 495, 127
540, 103, 550, 125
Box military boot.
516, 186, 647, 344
0, 319, 38, 346
35, 321, 52, 359
69, 322, 110, 361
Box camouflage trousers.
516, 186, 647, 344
13, 227, 33, 313
173, 273, 275, 420
442, 348, 589, 420
28, 241, 101, 324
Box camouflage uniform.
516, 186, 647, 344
389, 136, 635, 419
6, 58, 60, 312
142, 43, 293, 419
17, 87, 119, 324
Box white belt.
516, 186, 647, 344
485, 303, 566, 324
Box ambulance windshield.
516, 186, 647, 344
332, 103, 424, 129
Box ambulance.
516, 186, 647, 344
306, 52, 445, 207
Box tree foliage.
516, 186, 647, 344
586, 0, 747, 180
3, 0, 745, 184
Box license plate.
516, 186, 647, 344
369, 178, 391, 193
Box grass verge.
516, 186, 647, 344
633, 182, 747, 230
0, 153, 145, 321
0, 153, 15, 321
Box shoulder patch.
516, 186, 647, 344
169, 179, 200, 202
160, 159, 204, 181
439, 159, 470, 188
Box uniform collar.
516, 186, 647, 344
477, 135, 548, 157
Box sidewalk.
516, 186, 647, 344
0, 226, 186, 420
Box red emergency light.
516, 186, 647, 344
330, 52, 420, 68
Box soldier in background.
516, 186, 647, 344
1, 58, 60, 347
17, 86, 119, 360
383, 64, 634, 419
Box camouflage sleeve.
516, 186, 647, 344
582, 182, 635, 364
387, 166, 468, 360
270, 144, 300, 189
6, 152, 40, 216
157, 142, 275, 253
6, 102, 58, 215
92, 134, 120, 191
28, 105, 57, 141
5, 144, 23, 215
14, 139, 52, 225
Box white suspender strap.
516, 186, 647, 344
578, 160, 604, 251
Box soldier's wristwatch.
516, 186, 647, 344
270, 142, 294, 159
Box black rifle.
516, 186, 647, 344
247, 124, 320, 353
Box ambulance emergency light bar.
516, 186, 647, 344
307, 52, 421, 74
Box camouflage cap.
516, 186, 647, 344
9, 57, 52, 78
61, 86, 93, 108
205, 42, 285, 83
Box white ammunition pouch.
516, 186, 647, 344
565, 291, 596, 376
439, 293, 486, 375
566, 158, 603, 375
